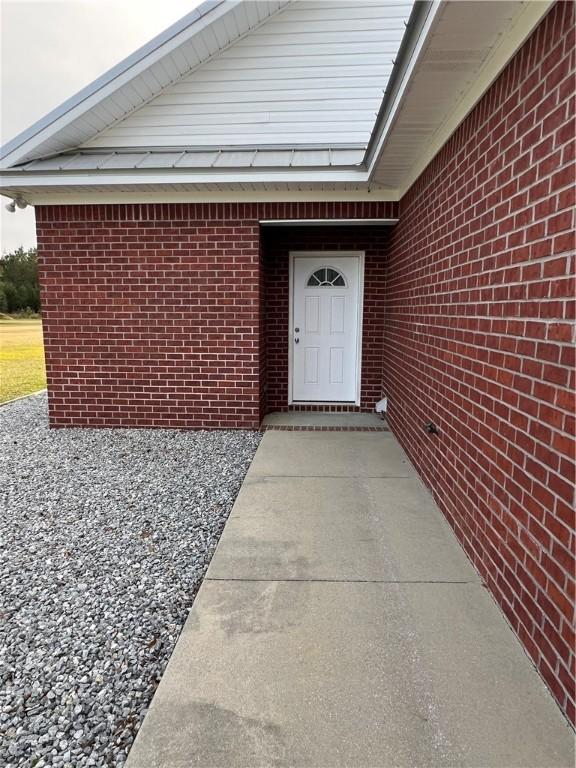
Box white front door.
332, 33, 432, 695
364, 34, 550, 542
291, 253, 362, 403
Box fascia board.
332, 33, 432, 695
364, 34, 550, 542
365, 0, 443, 179
0, 167, 373, 187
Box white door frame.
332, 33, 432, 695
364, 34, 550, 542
288, 250, 365, 406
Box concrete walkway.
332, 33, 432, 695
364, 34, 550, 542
127, 427, 574, 767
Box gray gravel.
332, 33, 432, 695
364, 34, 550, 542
0, 393, 261, 768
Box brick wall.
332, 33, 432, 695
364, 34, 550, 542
383, 1, 575, 723
36, 202, 396, 429
33, 0, 574, 721
262, 226, 390, 412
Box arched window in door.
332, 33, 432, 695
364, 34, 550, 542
306, 267, 346, 287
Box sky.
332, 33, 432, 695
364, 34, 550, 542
0, 0, 203, 253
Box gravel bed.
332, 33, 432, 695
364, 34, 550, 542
0, 394, 261, 768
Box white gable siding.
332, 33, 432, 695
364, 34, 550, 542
2, 1, 289, 167
84, 0, 413, 150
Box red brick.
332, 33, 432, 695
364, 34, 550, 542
37, 202, 397, 431
383, 1, 575, 726
34, 1, 575, 727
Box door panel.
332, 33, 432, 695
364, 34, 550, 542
330, 296, 345, 333
329, 347, 344, 384
305, 296, 320, 333
292, 255, 361, 402
304, 347, 319, 384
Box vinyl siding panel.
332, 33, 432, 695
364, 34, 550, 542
5, 2, 290, 166
85, 0, 413, 150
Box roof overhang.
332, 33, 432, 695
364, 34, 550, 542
368, 0, 554, 194
0, 0, 555, 205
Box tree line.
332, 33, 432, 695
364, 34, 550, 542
0, 247, 40, 314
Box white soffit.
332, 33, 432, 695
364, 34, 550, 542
0, 186, 398, 205
370, 0, 554, 192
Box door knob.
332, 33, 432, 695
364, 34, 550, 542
295, 338, 300, 344
295, 327, 300, 332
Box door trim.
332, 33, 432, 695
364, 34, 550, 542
288, 251, 365, 406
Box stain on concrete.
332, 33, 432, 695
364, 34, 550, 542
148, 701, 287, 767
209, 581, 307, 637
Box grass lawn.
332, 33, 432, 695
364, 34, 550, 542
0, 319, 46, 403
